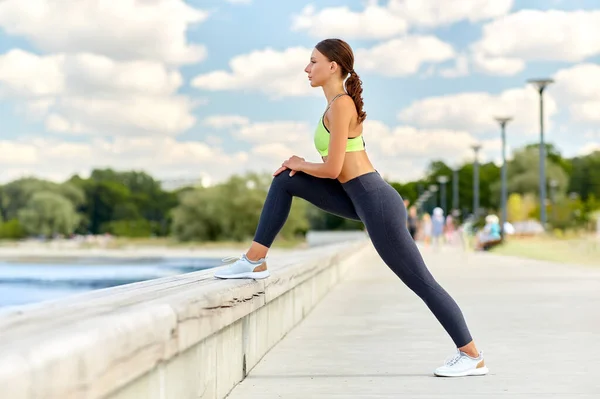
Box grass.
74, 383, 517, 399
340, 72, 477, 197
490, 234, 600, 267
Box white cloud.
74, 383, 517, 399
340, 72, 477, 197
398, 87, 557, 134
202, 116, 318, 163
439, 54, 470, 78
192, 46, 316, 98
51, 95, 197, 136
292, 4, 408, 40
388, 0, 513, 27
0, 0, 207, 65
225, 0, 252, 3
0, 136, 239, 185
0, 50, 64, 97
473, 10, 600, 75
472, 53, 525, 76
356, 36, 455, 76
356, 120, 502, 182
203, 115, 251, 129
553, 63, 600, 124
578, 142, 600, 156
192, 36, 455, 97
292, 0, 512, 40
0, 49, 197, 136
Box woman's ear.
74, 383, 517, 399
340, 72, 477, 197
330, 61, 338, 74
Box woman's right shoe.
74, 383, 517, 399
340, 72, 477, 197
434, 349, 489, 377
213, 254, 270, 279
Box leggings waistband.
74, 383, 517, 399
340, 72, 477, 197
341, 170, 386, 197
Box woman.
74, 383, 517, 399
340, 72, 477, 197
407, 205, 419, 240
214, 38, 488, 378
431, 207, 445, 248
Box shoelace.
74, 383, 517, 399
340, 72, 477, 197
444, 352, 464, 367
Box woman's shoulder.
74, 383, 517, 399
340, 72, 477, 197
330, 94, 354, 110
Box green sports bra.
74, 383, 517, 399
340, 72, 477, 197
313, 94, 366, 157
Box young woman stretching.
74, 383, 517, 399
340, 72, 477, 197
214, 38, 488, 378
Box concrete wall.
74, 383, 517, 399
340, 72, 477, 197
0, 240, 371, 399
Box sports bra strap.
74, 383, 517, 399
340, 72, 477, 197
322, 93, 349, 119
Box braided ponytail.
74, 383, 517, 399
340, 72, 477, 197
345, 70, 366, 124
315, 39, 367, 124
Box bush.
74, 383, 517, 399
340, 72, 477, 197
100, 219, 155, 237
0, 219, 27, 239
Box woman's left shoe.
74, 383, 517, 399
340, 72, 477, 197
434, 349, 489, 377
213, 254, 270, 279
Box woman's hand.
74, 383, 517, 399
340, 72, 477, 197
273, 156, 305, 177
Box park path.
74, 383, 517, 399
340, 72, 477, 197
227, 244, 600, 398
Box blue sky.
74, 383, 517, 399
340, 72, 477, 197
0, 0, 599, 186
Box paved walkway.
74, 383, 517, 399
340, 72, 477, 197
228, 244, 600, 398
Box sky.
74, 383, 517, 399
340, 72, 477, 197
1, 0, 599, 187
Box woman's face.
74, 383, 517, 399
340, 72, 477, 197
304, 48, 332, 87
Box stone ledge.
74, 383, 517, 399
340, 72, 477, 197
0, 240, 371, 399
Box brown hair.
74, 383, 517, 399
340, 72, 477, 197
315, 38, 366, 124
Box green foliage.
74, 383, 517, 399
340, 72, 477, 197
101, 219, 156, 238
17, 191, 80, 237
569, 151, 600, 202
0, 219, 26, 239
68, 169, 177, 236
0, 178, 85, 221
171, 172, 309, 242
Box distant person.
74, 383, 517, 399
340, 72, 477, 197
213, 38, 487, 377
445, 213, 456, 244
475, 214, 502, 251
431, 207, 445, 247
407, 205, 418, 240
421, 213, 432, 246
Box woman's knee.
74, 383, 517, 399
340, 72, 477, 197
271, 170, 307, 193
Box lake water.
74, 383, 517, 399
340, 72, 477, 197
0, 257, 222, 309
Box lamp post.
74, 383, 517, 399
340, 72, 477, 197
495, 116, 512, 235
437, 175, 449, 214
527, 78, 554, 228
452, 166, 459, 214
429, 184, 438, 209
471, 144, 482, 217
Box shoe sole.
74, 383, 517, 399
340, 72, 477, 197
214, 270, 270, 279
434, 366, 489, 377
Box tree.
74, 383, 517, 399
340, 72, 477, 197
0, 178, 85, 221
171, 172, 309, 242
17, 192, 80, 237
70, 169, 178, 235
490, 146, 569, 201
569, 150, 600, 202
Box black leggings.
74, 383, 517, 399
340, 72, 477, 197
254, 170, 473, 348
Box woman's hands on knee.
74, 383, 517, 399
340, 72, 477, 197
274, 155, 304, 177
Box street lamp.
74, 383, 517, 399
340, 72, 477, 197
527, 78, 554, 228
495, 116, 512, 234
429, 184, 438, 209
471, 144, 482, 217
452, 165, 460, 213
437, 175, 449, 214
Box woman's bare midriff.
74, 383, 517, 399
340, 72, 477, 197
322, 150, 377, 183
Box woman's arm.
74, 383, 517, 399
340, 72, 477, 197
297, 96, 353, 179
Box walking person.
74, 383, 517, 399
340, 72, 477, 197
431, 207, 446, 249
407, 205, 419, 240
213, 38, 488, 377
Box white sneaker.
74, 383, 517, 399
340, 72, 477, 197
213, 254, 270, 279
434, 349, 489, 377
